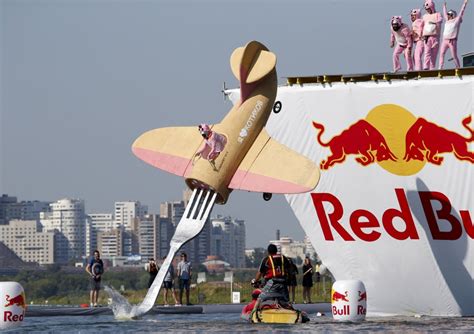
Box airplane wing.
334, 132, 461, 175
229, 129, 320, 194
131, 126, 202, 177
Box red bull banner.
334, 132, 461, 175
230, 76, 474, 316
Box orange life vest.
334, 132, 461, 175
264, 254, 285, 280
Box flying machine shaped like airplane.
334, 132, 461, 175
132, 41, 320, 204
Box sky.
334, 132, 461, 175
1, 0, 472, 248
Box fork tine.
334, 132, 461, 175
197, 190, 211, 220
183, 188, 198, 217
202, 192, 217, 220
189, 188, 203, 219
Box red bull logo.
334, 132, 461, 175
358, 291, 367, 302
5, 294, 26, 309
313, 119, 397, 170
404, 116, 473, 165
332, 290, 349, 302
312, 104, 474, 175
3, 293, 26, 323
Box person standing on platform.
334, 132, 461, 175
302, 257, 313, 304
287, 258, 298, 304
162, 256, 180, 306
439, 0, 469, 69
390, 16, 413, 72
422, 0, 443, 69
85, 250, 104, 307
177, 252, 192, 305
146, 258, 158, 288
411, 8, 425, 70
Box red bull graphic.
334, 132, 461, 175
312, 119, 397, 170
358, 291, 367, 302
404, 115, 474, 165
5, 294, 26, 309
332, 290, 349, 302
3, 291, 26, 325
312, 104, 474, 175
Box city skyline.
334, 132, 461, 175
0, 191, 302, 248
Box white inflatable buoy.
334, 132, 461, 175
331, 280, 366, 321
0, 281, 26, 330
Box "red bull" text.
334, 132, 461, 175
311, 189, 473, 241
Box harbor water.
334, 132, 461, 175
8, 313, 474, 333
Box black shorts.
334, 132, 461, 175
179, 279, 190, 290
288, 277, 297, 287
90, 277, 101, 291
163, 281, 174, 289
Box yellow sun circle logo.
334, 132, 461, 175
365, 104, 426, 176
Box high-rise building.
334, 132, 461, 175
0, 220, 55, 264
40, 199, 86, 263
138, 214, 173, 260
0, 194, 18, 224
160, 201, 185, 226
114, 201, 148, 256
0, 195, 51, 225
86, 213, 118, 256
210, 216, 246, 268
97, 229, 123, 257
114, 201, 148, 230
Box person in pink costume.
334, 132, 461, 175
410, 9, 425, 70
439, 0, 469, 69
390, 16, 413, 72
422, 0, 443, 70
194, 124, 227, 167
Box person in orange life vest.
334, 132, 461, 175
193, 124, 227, 169
241, 289, 262, 318
251, 244, 292, 314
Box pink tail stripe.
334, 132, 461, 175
229, 169, 313, 194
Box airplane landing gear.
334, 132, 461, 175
263, 193, 272, 201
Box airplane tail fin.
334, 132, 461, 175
230, 41, 276, 84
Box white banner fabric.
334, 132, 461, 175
230, 76, 473, 316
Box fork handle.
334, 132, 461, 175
133, 243, 181, 316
